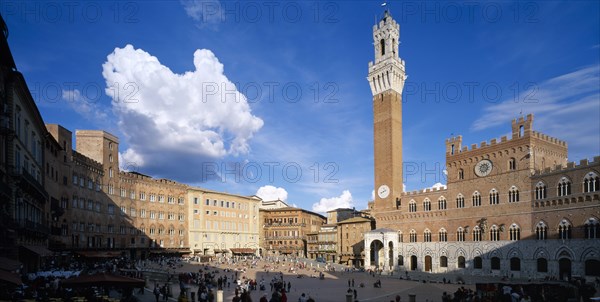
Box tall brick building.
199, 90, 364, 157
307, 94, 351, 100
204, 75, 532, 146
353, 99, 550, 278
365, 10, 600, 280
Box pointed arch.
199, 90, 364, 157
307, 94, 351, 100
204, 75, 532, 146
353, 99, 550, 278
423, 198, 431, 211
490, 224, 500, 241
535, 181, 547, 200
409, 229, 417, 242
580, 246, 600, 262
532, 247, 550, 260
408, 199, 417, 212
584, 217, 600, 239
558, 218, 572, 239
456, 226, 466, 242
535, 220, 548, 236
456, 193, 465, 208
507, 247, 523, 260
489, 188, 499, 204
423, 228, 432, 242
509, 223, 521, 241
472, 191, 481, 206
583, 171, 599, 193
554, 246, 574, 260
508, 185, 520, 202
472, 225, 482, 241
471, 248, 483, 259
558, 176, 572, 196
438, 228, 447, 242
438, 196, 447, 210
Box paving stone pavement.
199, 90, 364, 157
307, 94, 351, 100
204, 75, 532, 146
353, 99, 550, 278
128, 259, 477, 302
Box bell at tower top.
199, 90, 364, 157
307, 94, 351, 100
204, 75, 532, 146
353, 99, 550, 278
381, 9, 391, 23
368, 8, 406, 96
371, 9, 402, 65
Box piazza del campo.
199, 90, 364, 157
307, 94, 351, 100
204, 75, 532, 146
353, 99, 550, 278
0, 1, 598, 302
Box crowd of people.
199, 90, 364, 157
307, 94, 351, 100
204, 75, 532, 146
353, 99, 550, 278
3, 254, 599, 302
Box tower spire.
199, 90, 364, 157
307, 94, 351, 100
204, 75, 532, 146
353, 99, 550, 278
369, 10, 405, 211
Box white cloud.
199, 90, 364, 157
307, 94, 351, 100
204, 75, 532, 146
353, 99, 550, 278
312, 190, 353, 213
471, 66, 599, 159
255, 185, 288, 201
119, 149, 145, 172
101, 45, 263, 181
424, 182, 447, 192
62, 89, 108, 121
371, 190, 375, 201
181, 0, 222, 25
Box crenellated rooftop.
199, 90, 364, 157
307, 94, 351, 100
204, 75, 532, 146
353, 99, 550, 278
530, 131, 567, 146
402, 185, 448, 196
446, 114, 566, 157
534, 156, 600, 176
119, 171, 188, 188
72, 151, 103, 172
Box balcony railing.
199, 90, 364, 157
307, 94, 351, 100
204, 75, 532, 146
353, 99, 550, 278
12, 167, 48, 201
7, 218, 50, 236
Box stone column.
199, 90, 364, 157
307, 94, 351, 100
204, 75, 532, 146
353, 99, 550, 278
383, 240, 389, 271
364, 235, 371, 270
392, 245, 398, 269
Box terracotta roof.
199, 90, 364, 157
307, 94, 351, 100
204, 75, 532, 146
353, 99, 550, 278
337, 217, 373, 224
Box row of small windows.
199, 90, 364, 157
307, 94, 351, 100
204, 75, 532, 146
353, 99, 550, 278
69, 222, 185, 237
116, 189, 185, 205
402, 224, 520, 243
407, 187, 520, 212
68, 198, 185, 220
72, 174, 102, 191
535, 173, 599, 200
535, 218, 599, 240
399, 218, 600, 242
199, 198, 252, 211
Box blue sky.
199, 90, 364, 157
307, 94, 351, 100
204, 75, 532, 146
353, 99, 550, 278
3, 0, 599, 212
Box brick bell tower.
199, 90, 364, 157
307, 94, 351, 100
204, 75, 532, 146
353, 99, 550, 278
368, 9, 406, 211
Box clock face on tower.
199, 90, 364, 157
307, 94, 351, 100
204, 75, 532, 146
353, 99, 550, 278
474, 159, 493, 177
378, 185, 390, 199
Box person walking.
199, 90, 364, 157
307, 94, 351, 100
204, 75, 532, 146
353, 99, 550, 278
153, 286, 160, 302
298, 293, 308, 302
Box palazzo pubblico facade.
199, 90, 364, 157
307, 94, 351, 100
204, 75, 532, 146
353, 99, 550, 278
364, 11, 600, 280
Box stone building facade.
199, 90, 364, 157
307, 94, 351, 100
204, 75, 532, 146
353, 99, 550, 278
338, 217, 375, 267
260, 207, 325, 258
364, 10, 600, 280
0, 15, 51, 272
188, 188, 260, 256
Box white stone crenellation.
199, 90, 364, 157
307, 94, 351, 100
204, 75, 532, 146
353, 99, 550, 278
368, 10, 406, 96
